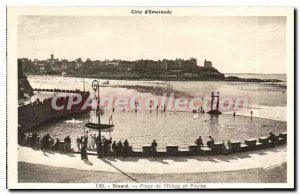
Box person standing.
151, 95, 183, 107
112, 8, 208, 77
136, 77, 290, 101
96, 137, 103, 158
83, 131, 89, 147
207, 136, 215, 148
117, 141, 123, 157
123, 140, 129, 158
151, 140, 157, 157
40, 134, 47, 150
88, 134, 93, 150
84, 130, 89, 137
76, 137, 82, 151
108, 137, 112, 147
107, 137, 112, 154
103, 138, 109, 157
64, 135, 71, 153
250, 110, 253, 117
112, 141, 117, 157
149, 100, 153, 113
81, 145, 88, 160
91, 134, 96, 150
80, 136, 84, 147
51, 138, 60, 151
41, 133, 53, 150
46, 133, 54, 149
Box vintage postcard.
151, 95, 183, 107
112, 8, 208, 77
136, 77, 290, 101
7, 7, 294, 189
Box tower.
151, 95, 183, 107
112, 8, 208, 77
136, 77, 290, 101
207, 91, 222, 115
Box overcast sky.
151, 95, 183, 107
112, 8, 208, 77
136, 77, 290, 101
18, 16, 286, 74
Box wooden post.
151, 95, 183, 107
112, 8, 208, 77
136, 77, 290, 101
211, 92, 214, 110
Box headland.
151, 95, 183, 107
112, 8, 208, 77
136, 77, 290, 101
20, 56, 282, 82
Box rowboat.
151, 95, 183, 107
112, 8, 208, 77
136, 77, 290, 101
85, 122, 114, 132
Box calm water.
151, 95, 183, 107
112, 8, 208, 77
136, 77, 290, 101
26, 74, 287, 107
28, 110, 286, 149
24, 74, 287, 149
225, 73, 286, 82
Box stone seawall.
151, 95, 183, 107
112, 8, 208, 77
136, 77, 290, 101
18, 93, 91, 132
20, 131, 287, 157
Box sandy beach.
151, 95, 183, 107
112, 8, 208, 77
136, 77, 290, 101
18, 145, 287, 183
18, 162, 287, 183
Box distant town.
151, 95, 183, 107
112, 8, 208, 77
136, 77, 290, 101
18, 54, 283, 82
19, 54, 226, 80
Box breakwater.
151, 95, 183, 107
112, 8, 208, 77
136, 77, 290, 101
33, 88, 84, 93
18, 91, 91, 132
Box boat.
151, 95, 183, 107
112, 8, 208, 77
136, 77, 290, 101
102, 80, 109, 85
85, 122, 114, 132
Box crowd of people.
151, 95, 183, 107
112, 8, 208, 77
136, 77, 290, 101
192, 106, 205, 114
18, 130, 161, 160
18, 132, 73, 153
77, 131, 133, 160
18, 91, 90, 107
18, 97, 45, 107
18, 130, 135, 160
194, 132, 278, 149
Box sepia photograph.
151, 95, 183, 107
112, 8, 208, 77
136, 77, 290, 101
6, 7, 294, 189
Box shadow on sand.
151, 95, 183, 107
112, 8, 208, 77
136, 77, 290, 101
92, 147, 281, 164
101, 158, 140, 183
83, 159, 93, 166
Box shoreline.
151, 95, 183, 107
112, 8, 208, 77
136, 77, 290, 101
25, 73, 284, 83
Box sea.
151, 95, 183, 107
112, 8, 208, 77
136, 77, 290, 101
24, 73, 287, 149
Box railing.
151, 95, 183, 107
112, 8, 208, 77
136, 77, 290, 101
33, 88, 86, 94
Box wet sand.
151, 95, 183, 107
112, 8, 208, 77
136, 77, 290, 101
104, 84, 192, 99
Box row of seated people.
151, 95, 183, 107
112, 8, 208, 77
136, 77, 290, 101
19, 91, 90, 107
194, 132, 282, 150
34, 88, 83, 93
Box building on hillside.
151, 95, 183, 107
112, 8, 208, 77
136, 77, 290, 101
204, 59, 213, 68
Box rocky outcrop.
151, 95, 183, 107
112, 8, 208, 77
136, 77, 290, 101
18, 59, 33, 99
225, 76, 282, 82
